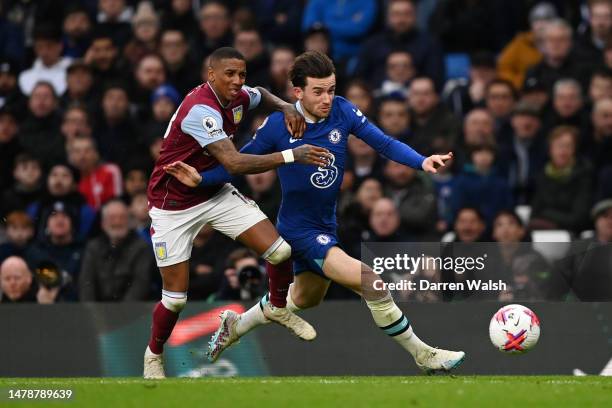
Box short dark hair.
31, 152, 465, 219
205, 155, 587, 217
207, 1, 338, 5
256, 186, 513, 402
290, 51, 335, 88
486, 78, 518, 100
209, 47, 245, 66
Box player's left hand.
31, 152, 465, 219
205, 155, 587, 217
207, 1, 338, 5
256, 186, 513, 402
282, 104, 306, 138
164, 161, 202, 187
422, 152, 453, 174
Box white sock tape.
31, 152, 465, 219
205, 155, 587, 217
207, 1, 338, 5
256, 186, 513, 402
282, 149, 295, 163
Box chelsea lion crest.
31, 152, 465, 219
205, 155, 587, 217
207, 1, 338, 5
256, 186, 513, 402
328, 128, 342, 144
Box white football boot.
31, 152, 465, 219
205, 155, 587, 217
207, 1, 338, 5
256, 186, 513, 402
143, 346, 166, 379
415, 346, 465, 375
206, 310, 241, 363
262, 303, 316, 341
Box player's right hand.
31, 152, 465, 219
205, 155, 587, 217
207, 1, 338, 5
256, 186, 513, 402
164, 161, 202, 187
293, 144, 332, 167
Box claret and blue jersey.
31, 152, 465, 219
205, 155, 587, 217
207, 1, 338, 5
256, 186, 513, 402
201, 96, 426, 276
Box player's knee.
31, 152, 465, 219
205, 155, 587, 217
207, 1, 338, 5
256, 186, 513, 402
161, 290, 187, 313
291, 290, 322, 309
263, 238, 291, 265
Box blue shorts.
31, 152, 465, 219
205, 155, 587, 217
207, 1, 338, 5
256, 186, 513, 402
286, 232, 338, 279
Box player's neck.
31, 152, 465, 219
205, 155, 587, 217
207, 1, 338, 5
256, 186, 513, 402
207, 81, 231, 108
296, 100, 324, 123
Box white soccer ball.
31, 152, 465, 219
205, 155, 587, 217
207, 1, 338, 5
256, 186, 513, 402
489, 304, 541, 354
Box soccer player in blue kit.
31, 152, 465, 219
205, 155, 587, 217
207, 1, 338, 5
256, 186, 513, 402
165, 51, 465, 373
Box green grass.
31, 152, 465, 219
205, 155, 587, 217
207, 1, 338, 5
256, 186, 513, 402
1, 377, 611, 407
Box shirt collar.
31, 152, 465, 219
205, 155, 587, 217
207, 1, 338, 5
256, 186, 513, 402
295, 100, 326, 123
207, 81, 229, 108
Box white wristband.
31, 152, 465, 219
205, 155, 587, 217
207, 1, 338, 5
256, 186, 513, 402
282, 149, 295, 163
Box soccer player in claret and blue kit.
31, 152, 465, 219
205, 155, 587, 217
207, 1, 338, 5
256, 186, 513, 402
168, 51, 465, 373
144, 47, 333, 378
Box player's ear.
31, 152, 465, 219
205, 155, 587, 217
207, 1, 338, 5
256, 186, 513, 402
208, 66, 215, 83
293, 87, 303, 100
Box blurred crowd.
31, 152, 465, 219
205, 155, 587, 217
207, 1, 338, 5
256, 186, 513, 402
1, 0, 612, 304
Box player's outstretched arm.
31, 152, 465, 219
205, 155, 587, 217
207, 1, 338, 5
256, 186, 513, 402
164, 140, 332, 187
256, 86, 306, 138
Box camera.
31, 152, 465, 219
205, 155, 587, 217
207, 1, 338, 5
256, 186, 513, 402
238, 264, 265, 300
35, 261, 63, 289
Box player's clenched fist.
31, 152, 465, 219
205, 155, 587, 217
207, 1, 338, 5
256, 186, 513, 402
293, 144, 332, 167
421, 152, 453, 174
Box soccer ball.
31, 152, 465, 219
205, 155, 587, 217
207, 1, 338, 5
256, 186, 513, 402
489, 304, 541, 354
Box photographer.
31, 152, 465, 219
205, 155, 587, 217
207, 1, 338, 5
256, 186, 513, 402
215, 248, 267, 302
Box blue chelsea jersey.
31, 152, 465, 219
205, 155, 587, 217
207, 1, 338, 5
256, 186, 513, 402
200, 96, 426, 241
258, 97, 365, 238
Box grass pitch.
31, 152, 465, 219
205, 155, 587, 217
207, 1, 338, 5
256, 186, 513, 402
1, 376, 610, 407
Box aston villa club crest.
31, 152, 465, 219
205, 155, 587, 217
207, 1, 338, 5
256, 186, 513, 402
155, 242, 167, 260
233, 106, 243, 124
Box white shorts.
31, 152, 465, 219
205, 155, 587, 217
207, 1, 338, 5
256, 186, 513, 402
149, 183, 268, 267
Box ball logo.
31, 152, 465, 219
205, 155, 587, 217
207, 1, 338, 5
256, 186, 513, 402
328, 129, 342, 144
310, 153, 338, 189
316, 234, 331, 245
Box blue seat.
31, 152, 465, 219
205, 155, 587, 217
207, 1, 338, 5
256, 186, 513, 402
445, 53, 470, 81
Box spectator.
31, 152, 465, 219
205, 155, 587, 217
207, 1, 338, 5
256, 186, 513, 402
18, 81, 65, 167
375, 50, 416, 99
94, 83, 145, 170
355, 0, 444, 89
443, 51, 497, 117
590, 98, 612, 180
0, 211, 34, 263
159, 29, 200, 96
383, 160, 438, 240
451, 143, 513, 228
430, 153, 455, 233
491, 210, 553, 301
27, 163, 96, 243
128, 192, 152, 246
523, 19, 582, 93
496, 2, 556, 90
62, 4, 93, 58
0, 108, 22, 192
188, 225, 236, 300
454, 107, 495, 170
346, 134, 385, 188
376, 96, 411, 139
530, 126, 593, 233
194, 1, 233, 62
67, 134, 122, 210
160, 0, 199, 40
302, 0, 377, 63
233, 27, 269, 87
61, 105, 93, 144
84, 32, 126, 94
484, 78, 517, 139
144, 84, 180, 152
542, 78, 588, 138
61, 60, 95, 109
122, 168, 148, 202
215, 248, 264, 301
0, 256, 36, 303
0, 59, 25, 111
96, 0, 133, 49
303, 24, 332, 57
1, 154, 43, 219
18, 24, 72, 96
521, 76, 550, 110
268, 46, 296, 102
344, 79, 375, 118
244, 171, 281, 223
338, 178, 383, 257
554, 199, 612, 300
24, 203, 83, 299
497, 102, 548, 204
131, 54, 166, 120
367, 197, 408, 242
588, 68, 612, 105
574, 0, 612, 70
79, 199, 153, 301
408, 77, 461, 156
123, 2, 160, 66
